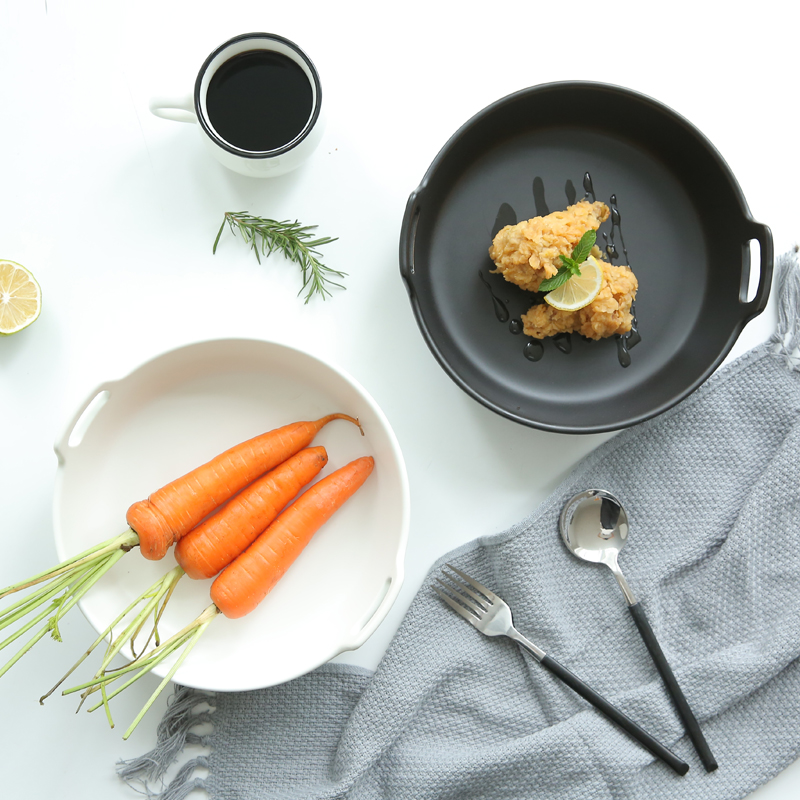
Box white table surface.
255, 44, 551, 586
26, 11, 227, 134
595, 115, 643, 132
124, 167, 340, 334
1, 1, 798, 797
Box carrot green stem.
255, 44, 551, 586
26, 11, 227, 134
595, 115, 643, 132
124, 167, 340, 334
0, 560, 109, 655
153, 575, 181, 641
101, 681, 114, 729
0, 626, 49, 679
0, 596, 61, 656
68, 604, 220, 738
129, 570, 179, 657
0, 530, 138, 599
69, 567, 185, 712
66, 604, 216, 697
123, 613, 214, 740
39, 567, 185, 704
0, 545, 130, 678
81, 637, 189, 717
49, 552, 126, 641
97, 567, 185, 675
64, 648, 168, 695
0, 571, 76, 632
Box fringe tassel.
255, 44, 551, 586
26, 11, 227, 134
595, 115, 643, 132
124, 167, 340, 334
154, 756, 209, 800
117, 685, 213, 786
769, 245, 800, 370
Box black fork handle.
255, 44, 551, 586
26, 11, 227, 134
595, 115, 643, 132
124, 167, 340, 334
628, 601, 718, 772
540, 653, 690, 776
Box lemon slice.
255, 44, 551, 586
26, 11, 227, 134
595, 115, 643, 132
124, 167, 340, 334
544, 254, 603, 311
0, 260, 42, 335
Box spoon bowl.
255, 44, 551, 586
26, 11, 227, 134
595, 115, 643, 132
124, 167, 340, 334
560, 489, 629, 564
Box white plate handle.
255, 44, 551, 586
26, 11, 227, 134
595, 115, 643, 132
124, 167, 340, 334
54, 384, 114, 464
344, 571, 401, 651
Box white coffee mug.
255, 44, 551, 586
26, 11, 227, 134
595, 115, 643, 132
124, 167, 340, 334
150, 32, 324, 178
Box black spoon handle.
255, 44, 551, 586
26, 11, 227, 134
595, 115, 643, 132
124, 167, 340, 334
628, 601, 718, 772
540, 653, 690, 776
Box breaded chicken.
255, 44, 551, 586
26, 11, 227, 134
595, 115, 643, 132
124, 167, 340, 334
522, 262, 638, 340
489, 200, 610, 292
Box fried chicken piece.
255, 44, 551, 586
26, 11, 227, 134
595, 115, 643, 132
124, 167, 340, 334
522, 261, 638, 340
489, 200, 610, 292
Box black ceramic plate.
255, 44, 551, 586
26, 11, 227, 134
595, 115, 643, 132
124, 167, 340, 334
399, 82, 773, 434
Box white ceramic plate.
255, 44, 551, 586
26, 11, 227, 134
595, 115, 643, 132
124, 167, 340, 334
53, 338, 409, 691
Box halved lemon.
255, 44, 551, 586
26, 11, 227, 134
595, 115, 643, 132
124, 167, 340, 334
0, 260, 42, 335
544, 254, 603, 311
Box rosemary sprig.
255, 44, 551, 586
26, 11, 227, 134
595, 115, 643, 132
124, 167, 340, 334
213, 211, 345, 303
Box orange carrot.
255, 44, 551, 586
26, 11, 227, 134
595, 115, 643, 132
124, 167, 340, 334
175, 446, 328, 580
65, 455, 376, 740
211, 455, 375, 619
127, 414, 361, 560
2, 416, 364, 696
43, 446, 334, 706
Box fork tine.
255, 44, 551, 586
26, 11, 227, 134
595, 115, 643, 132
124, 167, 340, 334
437, 573, 489, 611
444, 564, 497, 603
435, 578, 486, 616
433, 586, 482, 625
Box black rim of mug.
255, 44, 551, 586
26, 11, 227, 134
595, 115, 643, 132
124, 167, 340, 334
193, 32, 322, 159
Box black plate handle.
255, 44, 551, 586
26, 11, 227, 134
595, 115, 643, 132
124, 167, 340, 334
740, 220, 773, 321
629, 601, 718, 772
399, 184, 426, 291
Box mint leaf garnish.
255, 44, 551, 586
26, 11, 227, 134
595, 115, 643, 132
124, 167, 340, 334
559, 255, 582, 275
572, 229, 596, 265
540, 229, 597, 294
539, 269, 573, 292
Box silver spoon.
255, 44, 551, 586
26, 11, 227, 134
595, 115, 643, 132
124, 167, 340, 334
560, 489, 718, 772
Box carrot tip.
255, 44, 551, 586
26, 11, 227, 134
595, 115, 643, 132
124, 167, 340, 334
325, 413, 363, 436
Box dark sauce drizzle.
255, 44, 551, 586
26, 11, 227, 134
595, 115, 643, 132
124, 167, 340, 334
600, 194, 640, 367
523, 341, 544, 362
553, 332, 572, 354
478, 271, 509, 323
483, 172, 640, 368
532, 177, 549, 217
488, 204, 520, 330
602, 194, 628, 264
492, 203, 517, 237
616, 329, 633, 367
583, 172, 596, 202
616, 303, 641, 367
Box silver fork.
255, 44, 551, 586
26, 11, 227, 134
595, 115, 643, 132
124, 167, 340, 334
435, 564, 689, 776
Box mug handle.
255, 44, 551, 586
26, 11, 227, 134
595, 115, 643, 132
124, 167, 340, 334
149, 95, 197, 124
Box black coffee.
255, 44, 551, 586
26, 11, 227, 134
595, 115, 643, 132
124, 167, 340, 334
206, 50, 314, 152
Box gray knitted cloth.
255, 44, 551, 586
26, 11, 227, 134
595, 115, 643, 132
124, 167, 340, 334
122, 250, 800, 800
